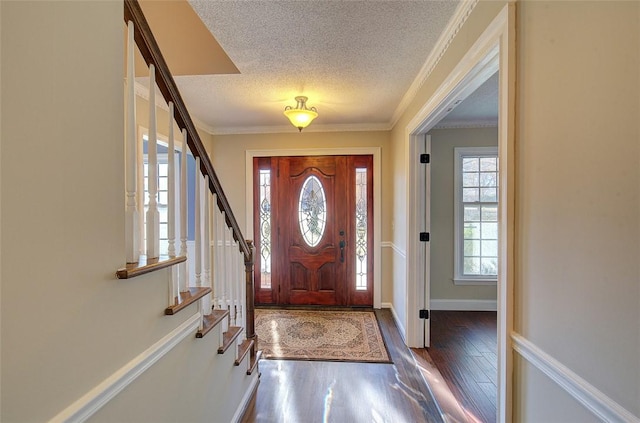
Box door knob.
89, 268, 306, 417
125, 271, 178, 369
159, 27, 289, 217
339, 240, 345, 263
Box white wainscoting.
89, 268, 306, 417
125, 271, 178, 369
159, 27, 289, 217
512, 333, 639, 423
381, 241, 405, 259
231, 370, 260, 423
49, 313, 202, 423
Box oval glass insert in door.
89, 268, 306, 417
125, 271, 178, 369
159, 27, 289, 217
298, 175, 326, 247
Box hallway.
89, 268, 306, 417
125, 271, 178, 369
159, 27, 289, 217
241, 309, 444, 422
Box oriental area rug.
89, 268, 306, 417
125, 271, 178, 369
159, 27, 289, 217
254, 309, 391, 363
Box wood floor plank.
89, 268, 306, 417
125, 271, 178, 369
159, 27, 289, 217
241, 309, 444, 423
425, 310, 498, 423
471, 355, 498, 386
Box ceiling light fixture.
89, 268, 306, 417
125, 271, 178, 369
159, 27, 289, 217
284, 96, 318, 132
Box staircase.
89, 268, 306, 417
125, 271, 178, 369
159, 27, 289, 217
119, 0, 259, 387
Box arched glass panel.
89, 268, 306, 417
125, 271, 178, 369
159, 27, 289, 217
298, 175, 326, 247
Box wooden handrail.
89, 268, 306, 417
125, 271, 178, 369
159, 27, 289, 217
123, 0, 250, 259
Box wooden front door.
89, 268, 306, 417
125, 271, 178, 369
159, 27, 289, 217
254, 155, 373, 306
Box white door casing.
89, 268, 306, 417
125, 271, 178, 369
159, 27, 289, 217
418, 135, 432, 347
404, 5, 515, 423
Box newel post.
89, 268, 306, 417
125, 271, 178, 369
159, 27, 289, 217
244, 240, 257, 357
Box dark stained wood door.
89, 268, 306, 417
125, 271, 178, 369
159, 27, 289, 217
254, 155, 373, 306
279, 156, 347, 305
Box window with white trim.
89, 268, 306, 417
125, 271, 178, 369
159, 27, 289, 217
454, 147, 499, 284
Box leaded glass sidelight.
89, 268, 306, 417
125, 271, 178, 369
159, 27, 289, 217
259, 170, 272, 288
298, 175, 326, 247
355, 168, 368, 290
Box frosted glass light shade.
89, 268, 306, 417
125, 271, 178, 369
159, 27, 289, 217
284, 96, 318, 132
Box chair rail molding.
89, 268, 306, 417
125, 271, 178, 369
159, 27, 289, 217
49, 313, 201, 423
512, 333, 640, 423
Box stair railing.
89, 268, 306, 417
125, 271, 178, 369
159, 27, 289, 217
120, 0, 257, 372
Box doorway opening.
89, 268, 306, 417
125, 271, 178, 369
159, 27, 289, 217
404, 5, 515, 422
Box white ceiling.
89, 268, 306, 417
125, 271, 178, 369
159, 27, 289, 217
435, 71, 498, 128
160, 1, 496, 134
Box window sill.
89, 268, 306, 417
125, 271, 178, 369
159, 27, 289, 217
453, 278, 497, 286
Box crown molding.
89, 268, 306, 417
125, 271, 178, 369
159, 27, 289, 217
211, 122, 391, 136
134, 0, 479, 138
389, 0, 479, 128
135, 82, 389, 136
135, 81, 169, 111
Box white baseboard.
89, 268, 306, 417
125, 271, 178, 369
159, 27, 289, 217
430, 299, 497, 311
50, 313, 202, 423
231, 374, 260, 423
512, 333, 639, 423
381, 302, 406, 342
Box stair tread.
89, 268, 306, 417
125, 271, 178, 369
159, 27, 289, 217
235, 339, 254, 366
116, 255, 186, 279
196, 309, 229, 338
165, 287, 211, 315
218, 326, 243, 354
248, 350, 262, 376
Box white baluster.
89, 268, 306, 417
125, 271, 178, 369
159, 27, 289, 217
232, 241, 240, 327
125, 21, 139, 264
194, 157, 202, 287
222, 213, 229, 316
146, 65, 160, 259
216, 208, 225, 310
167, 103, 178, 305
211, 193, 219, 309
179, 129, 189, 291
228, 228, 236, 326
202, 175, 211, 315
198, 298, 205, 331
168, 102, 176, 258
238, 247, 245, 328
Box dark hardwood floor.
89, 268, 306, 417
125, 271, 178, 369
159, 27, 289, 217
241, 309, 445, 423
423, 311, 498, 423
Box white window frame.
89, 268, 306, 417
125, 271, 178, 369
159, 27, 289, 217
454, 146, 499, 285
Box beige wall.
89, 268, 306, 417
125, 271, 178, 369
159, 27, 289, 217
429, 127, 498, 302
210, 131, 394, 302
0, 2, 253, 421
514, 1, 639, 418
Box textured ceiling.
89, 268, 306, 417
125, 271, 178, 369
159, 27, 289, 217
176, 0, 462, 134
137, 1, 496, 134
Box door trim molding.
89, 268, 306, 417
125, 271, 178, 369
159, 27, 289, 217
403, 5, 515, 423
245, 147, 382, 308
